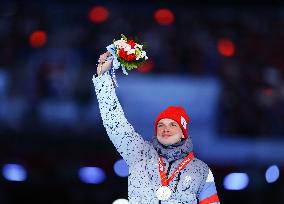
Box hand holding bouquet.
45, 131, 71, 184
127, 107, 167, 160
97, 34, 148, 86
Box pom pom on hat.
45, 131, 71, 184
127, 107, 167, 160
154, 106, 190, 139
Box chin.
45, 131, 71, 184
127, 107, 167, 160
158, 135, 181, 145
160, 140, 174, 146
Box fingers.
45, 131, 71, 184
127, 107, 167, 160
97, 59, 112, 75
98, 51, 111, 63
97, 51, 112, 75
97, 64, 102, 76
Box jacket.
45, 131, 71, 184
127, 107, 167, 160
93, 73, 220, 204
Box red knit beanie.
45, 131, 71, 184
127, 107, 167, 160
154, 106, 190, 139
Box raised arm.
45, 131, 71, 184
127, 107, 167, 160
92, 53, 151, 166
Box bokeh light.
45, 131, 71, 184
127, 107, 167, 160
262, 88, 274, 97
137, 59, 154, 73
78, 166, 106, 184
113, 159, 129, 177
265, 165, 280, 183
2, 163, 27, 182
89, 6, 109, 24
217, 38, 235, 57
223, 173, 249, 190
112, 198, 129, 204
154, 8, 175, 25
29, 30, 47, 48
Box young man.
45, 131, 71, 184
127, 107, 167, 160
93, 52, 220, 203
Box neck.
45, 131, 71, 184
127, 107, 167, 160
151, 137, 193, 162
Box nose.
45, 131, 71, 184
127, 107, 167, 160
163, 125, 170, 132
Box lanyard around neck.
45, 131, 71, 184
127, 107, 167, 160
158, 152, 194, 186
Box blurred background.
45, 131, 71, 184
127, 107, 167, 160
0, 0, 284, 203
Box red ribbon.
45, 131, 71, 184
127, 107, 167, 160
158, 152, 194, 186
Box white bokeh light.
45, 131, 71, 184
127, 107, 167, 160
223, 173, 249, 190
265, 165, 280, 183
78, 166, 106, 184
2, 163, 27, 182
113, 159, 129, 177
112, 198, 129, 204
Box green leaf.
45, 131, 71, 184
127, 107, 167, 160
117, 56, 148, 71
121, 34, 127, 41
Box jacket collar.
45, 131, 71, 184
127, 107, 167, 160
151, 136, 193, 162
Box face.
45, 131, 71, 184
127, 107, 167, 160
156, 118, 184, 146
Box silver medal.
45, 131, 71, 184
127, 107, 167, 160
156, 186, 172, 201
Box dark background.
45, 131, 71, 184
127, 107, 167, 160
0, 0, 284, 203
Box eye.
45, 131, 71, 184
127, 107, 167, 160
157, 124, 164, 128
171, 123, 177, 126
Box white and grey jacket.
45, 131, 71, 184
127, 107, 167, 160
93, 73, 220, 204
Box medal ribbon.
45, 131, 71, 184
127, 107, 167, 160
158, 152, 194, 186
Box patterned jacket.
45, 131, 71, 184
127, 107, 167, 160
93, 73, 220, 204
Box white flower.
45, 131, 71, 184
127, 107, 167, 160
140, 51, 147, 58
114, 39, 128, 49
136, 50, 148, 60
126, 49, 135, 55
123, 44, 132, 52
134, 44, 143, 49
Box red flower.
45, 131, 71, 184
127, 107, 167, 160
127, 40, 136, 49
118, 48, 127, 59
118, 48, 136, 62
126, 53, 136, 61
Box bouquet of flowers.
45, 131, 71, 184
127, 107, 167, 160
105, 34, 148, 86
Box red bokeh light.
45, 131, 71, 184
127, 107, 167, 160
217, 38, 235, 57
154, 8, 175, 25
262, 88, 274, 97
89, 6, 109, 23
29, 30, 47, 48
137, 59, 154, 73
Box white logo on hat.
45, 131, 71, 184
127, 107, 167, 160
181, 116, 187, 129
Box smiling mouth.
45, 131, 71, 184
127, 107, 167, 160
162, 134, 172, 138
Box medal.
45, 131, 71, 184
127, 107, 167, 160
156, 186, 172, 201
156, 152, 194, 200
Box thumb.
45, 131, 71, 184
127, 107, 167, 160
97, 60, 112, 75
